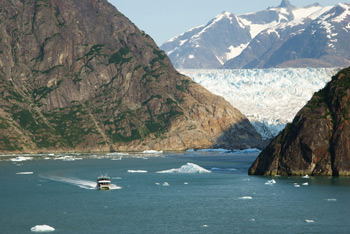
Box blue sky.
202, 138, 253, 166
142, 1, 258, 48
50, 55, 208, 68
110, 0, 345, 45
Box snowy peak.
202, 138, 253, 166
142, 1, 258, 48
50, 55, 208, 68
161, 2, 350, 69
278, 0, 294, 9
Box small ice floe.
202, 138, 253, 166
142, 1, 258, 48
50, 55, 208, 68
157, 163, 211, 174
111, 156, 123, 161
155, 182, 161, 186
294, 183, 301, 187
54, 156, 82, 161
48, 154, 55, 156
302, 182, 309, 186
302, 175, 310, 179
238, 196, 253, 200
127, 170, 148, 173
16, 172, 34, 175
265, 179, 276, 185
162, 182, 169, 186
10, 156, 33, 162
30, 224, 55, 232
210, 167, 237, 172
250, 219, 256, 222
326, 198, 337, 202
186, 149, 195, 152
107, 152, 129, 156
233, 148, 262, 154
305, 219, 315, 223
142, 150, 163, 154
197, 148, 232, 153
184, 182, 189, 185
202, 224, 208, 228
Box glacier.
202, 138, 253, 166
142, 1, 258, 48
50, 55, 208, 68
180, 68, 340, 139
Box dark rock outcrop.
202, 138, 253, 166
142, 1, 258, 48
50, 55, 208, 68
249, 67, 350, 176
0, 0, 262, 153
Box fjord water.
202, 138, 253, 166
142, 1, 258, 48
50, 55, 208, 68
0, 152, 349, 234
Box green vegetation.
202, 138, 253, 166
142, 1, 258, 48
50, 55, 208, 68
108, 47, 131, 64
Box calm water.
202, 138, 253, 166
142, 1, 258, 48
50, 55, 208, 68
0, 151, 349, 234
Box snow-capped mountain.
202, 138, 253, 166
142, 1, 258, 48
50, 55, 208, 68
180, 68, 339, 139
161, 1, 350, 69
225, 3, 350, 68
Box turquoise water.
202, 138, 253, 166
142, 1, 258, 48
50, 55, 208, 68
0, 151, 349, 234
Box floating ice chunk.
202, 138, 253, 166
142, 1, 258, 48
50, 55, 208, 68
202, 224, 208, 228
302, 182, 309, 186
16, 172, 34, 175
107, 152, 127, 155
127, 170, 148, 173
327, 198, 337, 202
197, 148, 232, 153
210, 167, 237, 172
305, 220, 314, 223
162, 182, 169, 186
184, 182, 189, 185
186, 149, 195, 152
157, 163, 211, 174
265, 179, 276, 185
302, 175, 310, 178
238, 196, 253, 200
233, 148, 262, 154
10, 156, 33, 162
142, 150, 163, 154
54, 156, 82, 161
250, 219, 256, 222
294, 184, 301, 187
155, 182, 161, 185
48, 154, 55, 156
111, 157, 123, 161
30, 224, 55, 232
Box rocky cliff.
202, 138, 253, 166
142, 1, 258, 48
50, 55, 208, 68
249, 67, 350, 176
0, 0, 262, 153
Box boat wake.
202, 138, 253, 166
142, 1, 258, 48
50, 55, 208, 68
41, 175, 122, 190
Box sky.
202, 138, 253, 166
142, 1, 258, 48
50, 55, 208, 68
110, 0, 345, 45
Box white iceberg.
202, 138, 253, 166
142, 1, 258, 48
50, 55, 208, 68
142, 150, 163, 154
127, 170, 148, 173
302, 182, 309, 186
326, 198, 337, 202
238, 196, 253, 200
30, 225, 55, 232
265, 179, 276, 185
157, 163, 211, 174
10, 156, 33, 162
162, 182, 170, 186
16, 172, 34, 175
302, 175, 310, 178
305, 220, 315, 223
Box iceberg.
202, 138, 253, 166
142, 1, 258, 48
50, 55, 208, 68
142, 150, 163, 154
30, 225, 55, 232
238, 196, 253, 200
16, 172, 34, 175
326, 198, 337, 202
162, 182, 170, 186
127, 170, 148, 173
233, 149, 262, 154
305, 220, 315, 223
10, 156, 33, 162
265, 179, 276, 185
302, 182, 309, 186
302, 175, 310, 178
157, 163, 211, 174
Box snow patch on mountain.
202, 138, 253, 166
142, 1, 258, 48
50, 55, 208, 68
180, 68, 340, 139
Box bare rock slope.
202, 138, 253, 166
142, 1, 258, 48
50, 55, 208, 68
0, 0, 262, 152
249, 67, 350, 176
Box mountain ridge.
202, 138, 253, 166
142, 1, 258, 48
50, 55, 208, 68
161, 1, 350, 69
0, 0, 263, 153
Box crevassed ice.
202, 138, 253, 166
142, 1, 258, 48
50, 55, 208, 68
180, 68, 339, 139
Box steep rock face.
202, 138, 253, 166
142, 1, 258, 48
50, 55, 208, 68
249, 67, 350, 176
0, 0, 262, 152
